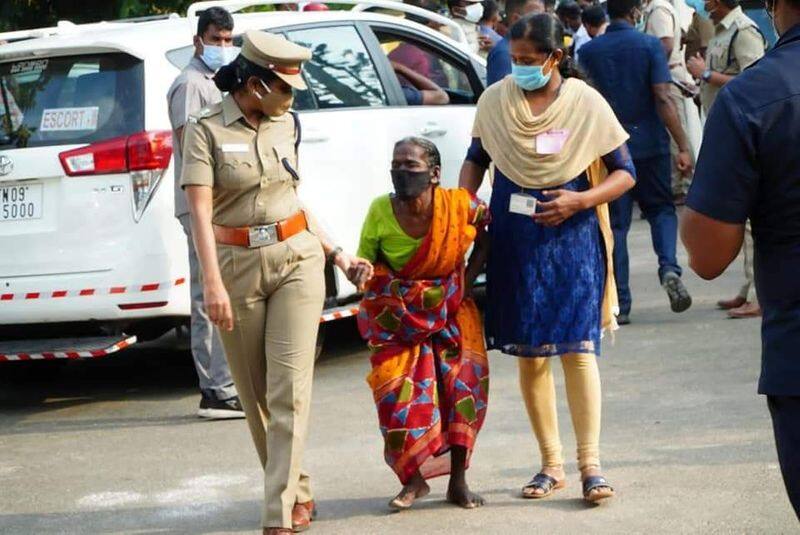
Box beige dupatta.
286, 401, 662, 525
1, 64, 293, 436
472, 77, 630, 332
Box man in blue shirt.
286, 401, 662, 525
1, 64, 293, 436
390, 61, 449, 105
682, 0, 800, 519
579, 0, 694, 323
486, 0, 545, 85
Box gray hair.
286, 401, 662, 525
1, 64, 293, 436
394, 136, 442, 168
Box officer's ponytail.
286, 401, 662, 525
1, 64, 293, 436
213, 61, 240, 92
213, 55, 280, 93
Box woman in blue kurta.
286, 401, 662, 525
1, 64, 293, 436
459, 14, 636, 503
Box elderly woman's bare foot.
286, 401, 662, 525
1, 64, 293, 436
388, 473, 430, 510
446, 479, 485, 509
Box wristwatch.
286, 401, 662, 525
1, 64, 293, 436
327, 246, 343, 263
701, 69, 713, 82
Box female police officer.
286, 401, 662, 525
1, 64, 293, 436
181, 31, 371, 534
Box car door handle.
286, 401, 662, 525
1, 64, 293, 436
419, 123, 448, 138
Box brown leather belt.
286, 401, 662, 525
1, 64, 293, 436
213, 211, 308, 248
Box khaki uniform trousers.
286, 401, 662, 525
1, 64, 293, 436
669, 85, 698, 196
217, 230, 325, 529
738, 220, 757, 303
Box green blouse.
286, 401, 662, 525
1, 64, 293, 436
357, 194, 424, 273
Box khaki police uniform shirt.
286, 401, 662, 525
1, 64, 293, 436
700, 6, 765, 111
443, 18, 481, 55
685, 13, 715, 60
645, 0, 690, 82
180, 94, 301, 228
167, 57, 223, 217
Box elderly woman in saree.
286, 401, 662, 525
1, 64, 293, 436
355, 137, 491, 511
459, 14, 636, 503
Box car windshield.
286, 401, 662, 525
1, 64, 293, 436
0, 53, 144, 149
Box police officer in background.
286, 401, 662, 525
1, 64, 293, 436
643, 0, 702, 201
687, 0, 765, 114
681, 0, 800, 518
167, 7, 244, 419
447, 0, 490, 54
686, 0, 766, 319
181, 31, 371, 534
684, 0, 716, 62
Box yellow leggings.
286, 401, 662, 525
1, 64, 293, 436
518, 353, 601, 471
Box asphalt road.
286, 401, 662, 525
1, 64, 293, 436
0, 214, 797, 534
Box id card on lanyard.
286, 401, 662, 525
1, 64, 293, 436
509, 193, 537, 216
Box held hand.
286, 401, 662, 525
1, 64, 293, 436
478, 35, 494, 51
204, 280, 234, 332
350, 259, 374, 292
676, 150, 694, 177
334, 253, 374, 291
532, 189, 586, 227
686, 53, 707, 79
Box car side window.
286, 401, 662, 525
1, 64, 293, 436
286, 25, 388, 110
374, 30, 477, 106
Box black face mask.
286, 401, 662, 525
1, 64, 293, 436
391, 169, 432, 200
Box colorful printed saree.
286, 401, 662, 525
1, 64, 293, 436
357, 187, 490, 484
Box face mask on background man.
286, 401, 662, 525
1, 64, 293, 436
201, 44, 240, 72
463, 3, 486, 22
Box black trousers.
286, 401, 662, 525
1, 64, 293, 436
768, 395, 800, 521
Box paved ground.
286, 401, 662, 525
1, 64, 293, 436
0, 214, 797, 534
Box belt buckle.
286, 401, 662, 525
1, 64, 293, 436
248, 224, 278, 248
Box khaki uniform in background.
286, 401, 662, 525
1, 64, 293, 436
685, 12, 715, 61
167, 56, 237, 405
645, 0, 700, 196
451, 17, 481, 55
700, 6, 766, 112
699, 7, 765, 307
181, 32, 324, 530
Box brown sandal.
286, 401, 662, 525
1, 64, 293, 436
291, 500, 316, 532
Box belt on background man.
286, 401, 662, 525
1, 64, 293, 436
213, 211, 308, 248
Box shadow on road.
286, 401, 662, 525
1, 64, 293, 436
0, 319, 365, 432
0, 500, 261, 534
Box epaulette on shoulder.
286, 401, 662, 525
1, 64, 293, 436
188, 102, 223, 124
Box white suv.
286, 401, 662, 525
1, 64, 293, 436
0, 1, 487, 360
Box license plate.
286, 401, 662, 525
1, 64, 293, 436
0, 183, 43, 222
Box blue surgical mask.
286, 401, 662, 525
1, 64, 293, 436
686, 0, 710, 19
511, 56, 553, 91
201, 44, 240, 72
634, 7, 646, 31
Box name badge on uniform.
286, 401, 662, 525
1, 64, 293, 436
535, 129, 570, 154
220, 143, 249, 153
509, 193, 537, 216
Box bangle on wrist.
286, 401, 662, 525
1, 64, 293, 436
327, 246, 343, 263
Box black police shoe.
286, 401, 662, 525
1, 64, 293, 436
662, 272, 692, 313
198, 394, 246, 420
